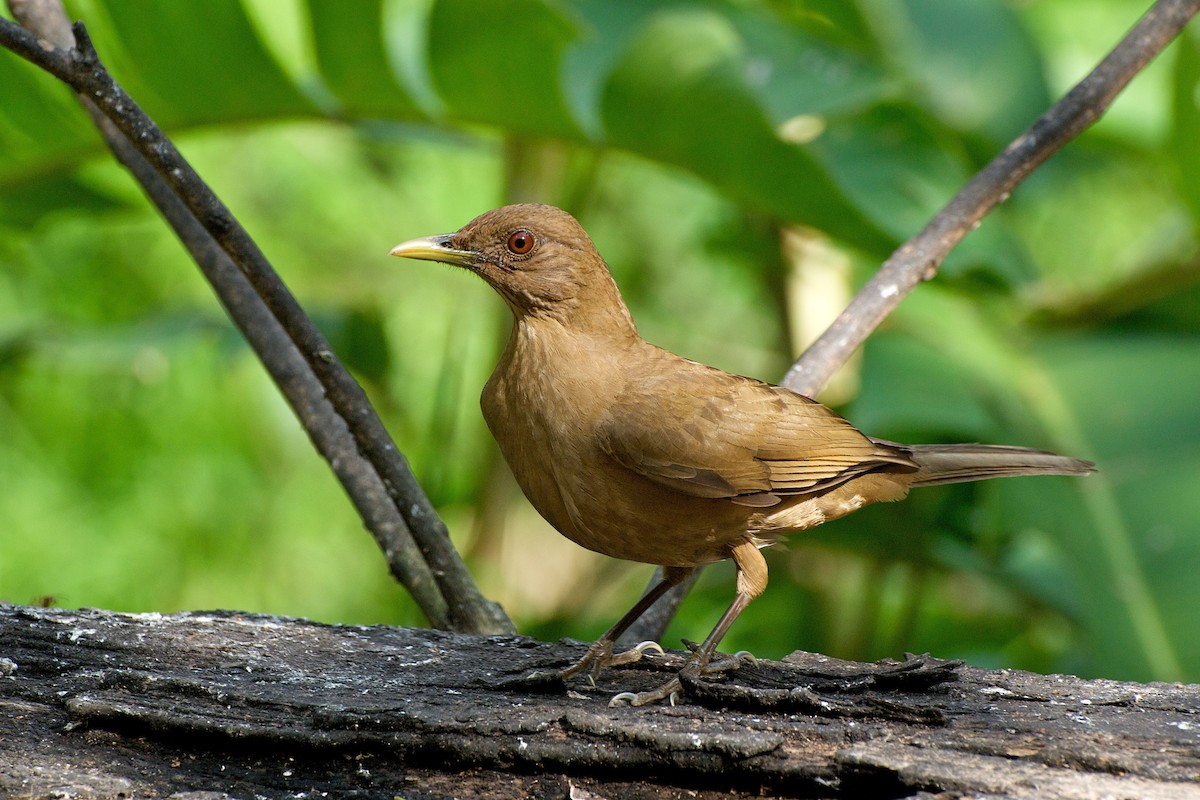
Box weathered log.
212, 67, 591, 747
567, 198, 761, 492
1, 604, 1197, 799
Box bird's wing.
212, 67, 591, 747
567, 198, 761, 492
596, 364, 916, 508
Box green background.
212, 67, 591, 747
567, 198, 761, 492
2, 0, 1198, 684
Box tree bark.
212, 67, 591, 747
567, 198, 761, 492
1, 605, 1197, 799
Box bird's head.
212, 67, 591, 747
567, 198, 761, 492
390, 204, 635, 334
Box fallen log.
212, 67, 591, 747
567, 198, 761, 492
1, 605, 1197, 799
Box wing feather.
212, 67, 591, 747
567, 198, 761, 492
596, 362, 916, 504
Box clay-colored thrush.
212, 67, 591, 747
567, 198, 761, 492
390, 204, 1094, 705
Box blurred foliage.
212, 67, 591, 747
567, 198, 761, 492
1, 0, 1198, 683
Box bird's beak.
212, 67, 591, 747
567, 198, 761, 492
388, 234, 477, 267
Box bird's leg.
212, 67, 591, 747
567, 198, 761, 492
611, 541, 767, 706
556, 565, 693, 685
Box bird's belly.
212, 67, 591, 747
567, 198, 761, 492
488, 418, 744, 566
562, 503, 746, 567
541, 460, 757, 567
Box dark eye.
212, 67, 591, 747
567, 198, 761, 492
506, 230, 536, 255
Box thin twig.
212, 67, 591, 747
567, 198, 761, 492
0, 7, 511, 634
781, 0, 1200, 397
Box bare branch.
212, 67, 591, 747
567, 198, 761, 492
0, 4, 511, 634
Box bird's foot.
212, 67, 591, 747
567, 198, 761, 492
609, 646, 757, 707
532, 638, 664, 686
680, 638, 758, 675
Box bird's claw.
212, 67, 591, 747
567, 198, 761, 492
608, 677, 682, 707
733, 649, 757, 665
605, 640, 665, 667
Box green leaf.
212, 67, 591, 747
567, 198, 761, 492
599, 6, 893, 251
307, 0, 423, 118
0, 46, 98, 186
427, 0, 583, 138
872, 0, 1051, 143
0, 173, 131, 227
720, 4, 893, 123
810, 104, 964, 239
563, 0, 891, 135
89, 0, 317, 127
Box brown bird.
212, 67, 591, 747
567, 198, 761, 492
390, 204, 1094, 705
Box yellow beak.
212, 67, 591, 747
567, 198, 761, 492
388, 234, 477, 267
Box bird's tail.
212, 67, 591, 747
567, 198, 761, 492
882, 442, 1095, 488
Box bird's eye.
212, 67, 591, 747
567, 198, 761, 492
506, 230, 536, 255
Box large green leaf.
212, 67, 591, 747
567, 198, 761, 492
87, 0, 318, 127
598, 6, 894, 250
873, 0, 1051, 144
426, 0, 584, 138
307, 0, 424, 119
1, 0, 320, 196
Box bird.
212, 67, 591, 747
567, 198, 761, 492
389, 203, 1095, 706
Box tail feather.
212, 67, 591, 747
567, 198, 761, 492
879, 442, 1096, 488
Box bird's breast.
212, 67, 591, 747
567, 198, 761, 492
480, 325, 613, 547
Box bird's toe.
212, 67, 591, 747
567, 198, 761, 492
608, 676, 683, 707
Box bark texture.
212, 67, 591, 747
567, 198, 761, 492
1, 605, 1198, 799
